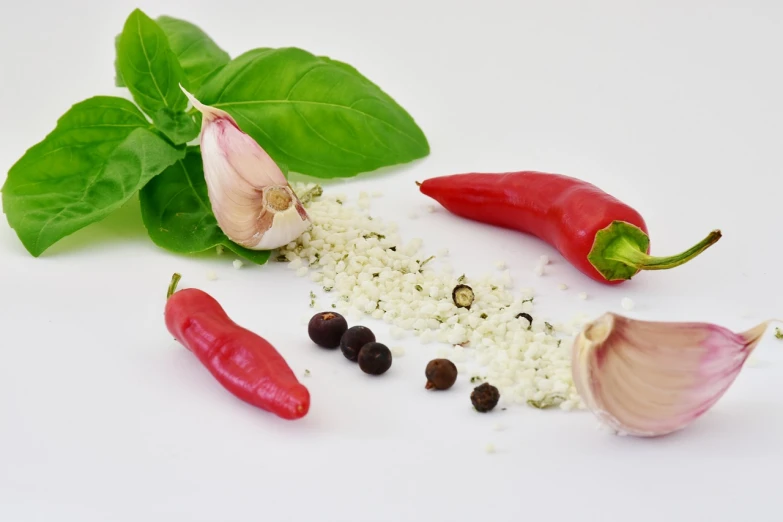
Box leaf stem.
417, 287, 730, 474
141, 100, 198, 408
167, 273, 182, 300
419, 255, 435, 268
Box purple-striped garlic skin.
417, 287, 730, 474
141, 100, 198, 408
572, 313, 770, 437
180, 85, 310, 250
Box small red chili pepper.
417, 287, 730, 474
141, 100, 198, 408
417, 172, 721, 284
164, 273, 310, 419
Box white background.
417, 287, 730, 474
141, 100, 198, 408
2, 1, 782, 521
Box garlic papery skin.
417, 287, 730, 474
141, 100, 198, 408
180, 85, 310, 250
572, 312, 773, 438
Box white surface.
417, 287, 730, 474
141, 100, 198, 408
2, 1, 783, 521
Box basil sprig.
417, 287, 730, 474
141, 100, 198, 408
3, 9, 429, 261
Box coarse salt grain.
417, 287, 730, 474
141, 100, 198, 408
232, 259, 243, 269
206, 270, 218, 281
485, 443, 496, 454
621, 297, 635, 310
577, 292, 587, 300
534, 265, 545, 277
391, 346, 406, 357
539, 255, 549, 265
426, 205, 437, 213
296, 267, 309, 277
558, 283, 568, 290
495, 260, 506, 269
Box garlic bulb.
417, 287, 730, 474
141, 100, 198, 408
180, 85, 310, 250
572, 312, 774, 437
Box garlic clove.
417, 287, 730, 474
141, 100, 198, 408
572, 312, 775, 438
180, 85, 310, 250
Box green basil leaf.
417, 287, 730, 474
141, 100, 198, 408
138, 147, 270, 265
155, 15, 231, 89
154, 107, 199, 145
1, 96, 184, 257
114, 15, 231, 91
197, 47, 430, 178
116, 9, 188, 119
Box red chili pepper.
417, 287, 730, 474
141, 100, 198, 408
417, 172, 721, 284
164, 274, 310, 419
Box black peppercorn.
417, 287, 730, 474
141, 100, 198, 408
452, 284, 474, 308
308, 311, 348, 348
357, 342, 392, 375
340, 326, 376, 362
425, 358, 458, 390
471, 382, 500, 412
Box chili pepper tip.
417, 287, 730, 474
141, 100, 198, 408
415, 181, 422, 186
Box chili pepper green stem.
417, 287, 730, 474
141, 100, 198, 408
167, 273, 182, 300
606, 230, 722, 270
587, 221, 722, 281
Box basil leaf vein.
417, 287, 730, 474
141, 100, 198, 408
116, 8, 197, 144
198, 47, 429, 178
2, 96, 184, 256
155, 15, 231, 89
114, 15, 230, 91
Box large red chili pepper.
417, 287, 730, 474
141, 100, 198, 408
417, 171, 721, 285
164, 274, 310, 419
